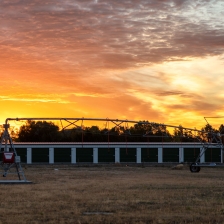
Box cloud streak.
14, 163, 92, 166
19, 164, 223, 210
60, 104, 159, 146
0, 0, 224, 128
1, 0, 224, 70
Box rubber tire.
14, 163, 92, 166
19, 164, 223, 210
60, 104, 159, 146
190, 163, 201, 173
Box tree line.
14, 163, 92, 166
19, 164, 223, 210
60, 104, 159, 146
5, 120, 224, 143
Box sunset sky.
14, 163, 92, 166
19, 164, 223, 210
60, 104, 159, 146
1, 0, 224, 130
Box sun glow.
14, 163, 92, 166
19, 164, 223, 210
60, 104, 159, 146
1, 1, 224, 130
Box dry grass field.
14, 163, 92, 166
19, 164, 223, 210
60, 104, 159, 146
0, 165, 224, 224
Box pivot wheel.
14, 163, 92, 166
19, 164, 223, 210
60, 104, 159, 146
190, 163, 201, 173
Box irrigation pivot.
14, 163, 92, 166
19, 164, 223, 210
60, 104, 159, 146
1, 117, 224, 174
188, 117, 224, 172
0, 122, 32, 184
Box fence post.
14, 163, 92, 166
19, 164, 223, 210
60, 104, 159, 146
49, 148, 54, 164
71, 148, 76, 164
93, 147, 98, 164
115, 148, 120, 163
200, 147, 205, 163
136, 148, 141, 163
179, 147, 184, 163
27, 147, 32, 164
158, 147, 163, 163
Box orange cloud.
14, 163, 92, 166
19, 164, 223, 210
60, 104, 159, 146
1, 0, 224, 130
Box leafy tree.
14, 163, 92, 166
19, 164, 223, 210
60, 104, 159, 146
9, 127, 19, 142
0, 125, 5, 136
84, 126, 102, 142
219, 124, 224, 144
18, 121, 60, 142
173, 127, 183, 142
150, 123, 172, 142
173, 127, 196, 142
129, 122, 153, 142
199, 124, 218, 142
15, 120, 224, 143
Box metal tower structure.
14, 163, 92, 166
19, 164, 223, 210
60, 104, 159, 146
189, 117, 224, 172
0, 117, 223, 176
0, 123, 31, 183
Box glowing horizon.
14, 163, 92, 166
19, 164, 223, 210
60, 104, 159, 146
1, 0, 224, 130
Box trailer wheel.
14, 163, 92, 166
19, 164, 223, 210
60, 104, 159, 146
190, 163, 201, 173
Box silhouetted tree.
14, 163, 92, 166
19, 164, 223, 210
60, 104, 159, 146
173, 126, 197, 142
199, 124, 218, 142
18, 121, 60, 142
219, 124, 224, 144
15, 120, 223, 143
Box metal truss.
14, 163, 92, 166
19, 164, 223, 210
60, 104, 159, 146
189, 117, 224, 172
4, 117, 206, 133
0, 123, 28, 183
1, 117, 224, 174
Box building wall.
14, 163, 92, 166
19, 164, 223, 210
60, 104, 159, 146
1, 142, 222, 164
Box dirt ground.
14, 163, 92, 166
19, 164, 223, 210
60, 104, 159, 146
0, 164, 224, 224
